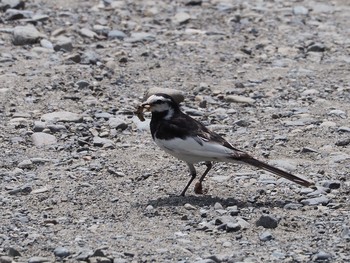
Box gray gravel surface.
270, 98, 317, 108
0, 0, 349, 262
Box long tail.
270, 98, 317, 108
241, 157, 313, 187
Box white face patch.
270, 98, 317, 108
145, 95, 173, 113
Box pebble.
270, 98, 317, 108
0, 256, 12, 263
0, 0, 25, 10
338, 126, 350, 132
283, 203, 303, 210
328, 109, 346, 118
301, 196, 329, 206
341, 226, 350, 240
28, 256, 52, 263
41, 111, 83, 123
145, 88, 185, 104
307, 43, 326, 53
13, 25, 45, 45
315, 251, 332, 261
53, 36, 73, 52
214, 202, 223, 210
17, 159, 33, 169
40, 39, 53, 49
109, 117, 128, 130
88, 257, 112, 263
75, 80, 90, 89
31, 132, 57, 147
126, 32, 156, 43
54, 247, 70, 258
108, 30, 127, 40
256, 215, 279, 229
79, 28, 98, 39
259, 231, 273, 241
226, 222, 241, 232
7, 247, 21, 257
335, 138, 350, 146
236, 217, 250, 229
92, 137, 114, 148
184, 203, 196, 210
321, 180, 341, 189
81, 50, 100, 64
173, 12, 191, 25
224, 95, 255, 104
5, 9, 33, 20
293, 6, 309, 15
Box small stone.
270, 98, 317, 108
81, 50, 100, 64
256, 215, 279, 229
0, 0, 25, 11
13, 25, 45, 45
5, 9, 33, 20
307, 43, 326, 52
320, 121, 336, 127
66, 53, 81, 63
338, 126, 350, 132
145, 87, 185, 104
108, 30, 127, 40
283, 203, 303, 210
28, 256, 52, 263
54, 247, 70, 258
53, 36, 73, 52
17, 159, 33, 169
200, 208, 208, 217
321, 180, 341, 189
109, 117, 128, 130
41, 111, 83, 123
341, 226, 350, 240
328, 109, 346, 118
76, 249, 94, 261
93, 137, 114, 148
0, 256, 12, 263
31, 132, 57, 147
79, 28, 97, 38
173, 12, 191, 25
301, 196, 330, 206
236, 217, 250, 229
40, 39, 53, 49
335, 138, 350, 146
214, 202, 223, 210
315, 251, 332, 261
126, 32, 156, 43
88, 256, 112, 263
184, 203, 196, 210
75, 80, 90, 89
227, 206, 239, 216
301, 147, 318, 153
225, 95, 255, 104
7, 247, 21, 257
293, 6, 309, 15
92, 248, 106, 257
259, 231, 273, 241
226, 222, 241, 232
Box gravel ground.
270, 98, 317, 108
0, 0, 349, 262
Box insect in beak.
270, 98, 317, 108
135, 103, 151, 122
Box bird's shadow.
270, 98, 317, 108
146, 194, 287, 209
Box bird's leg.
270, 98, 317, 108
180, 163, 196, 196
194, 162, 212, 194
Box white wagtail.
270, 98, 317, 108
136, 93, 313, 196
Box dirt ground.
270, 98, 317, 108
0, 0, 349, 262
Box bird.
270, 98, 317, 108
137, 93, 313, 196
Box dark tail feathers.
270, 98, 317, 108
242, 158, 313, 187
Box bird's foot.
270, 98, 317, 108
194, 181, 208, 195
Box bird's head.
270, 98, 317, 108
136, 93, 180, 121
